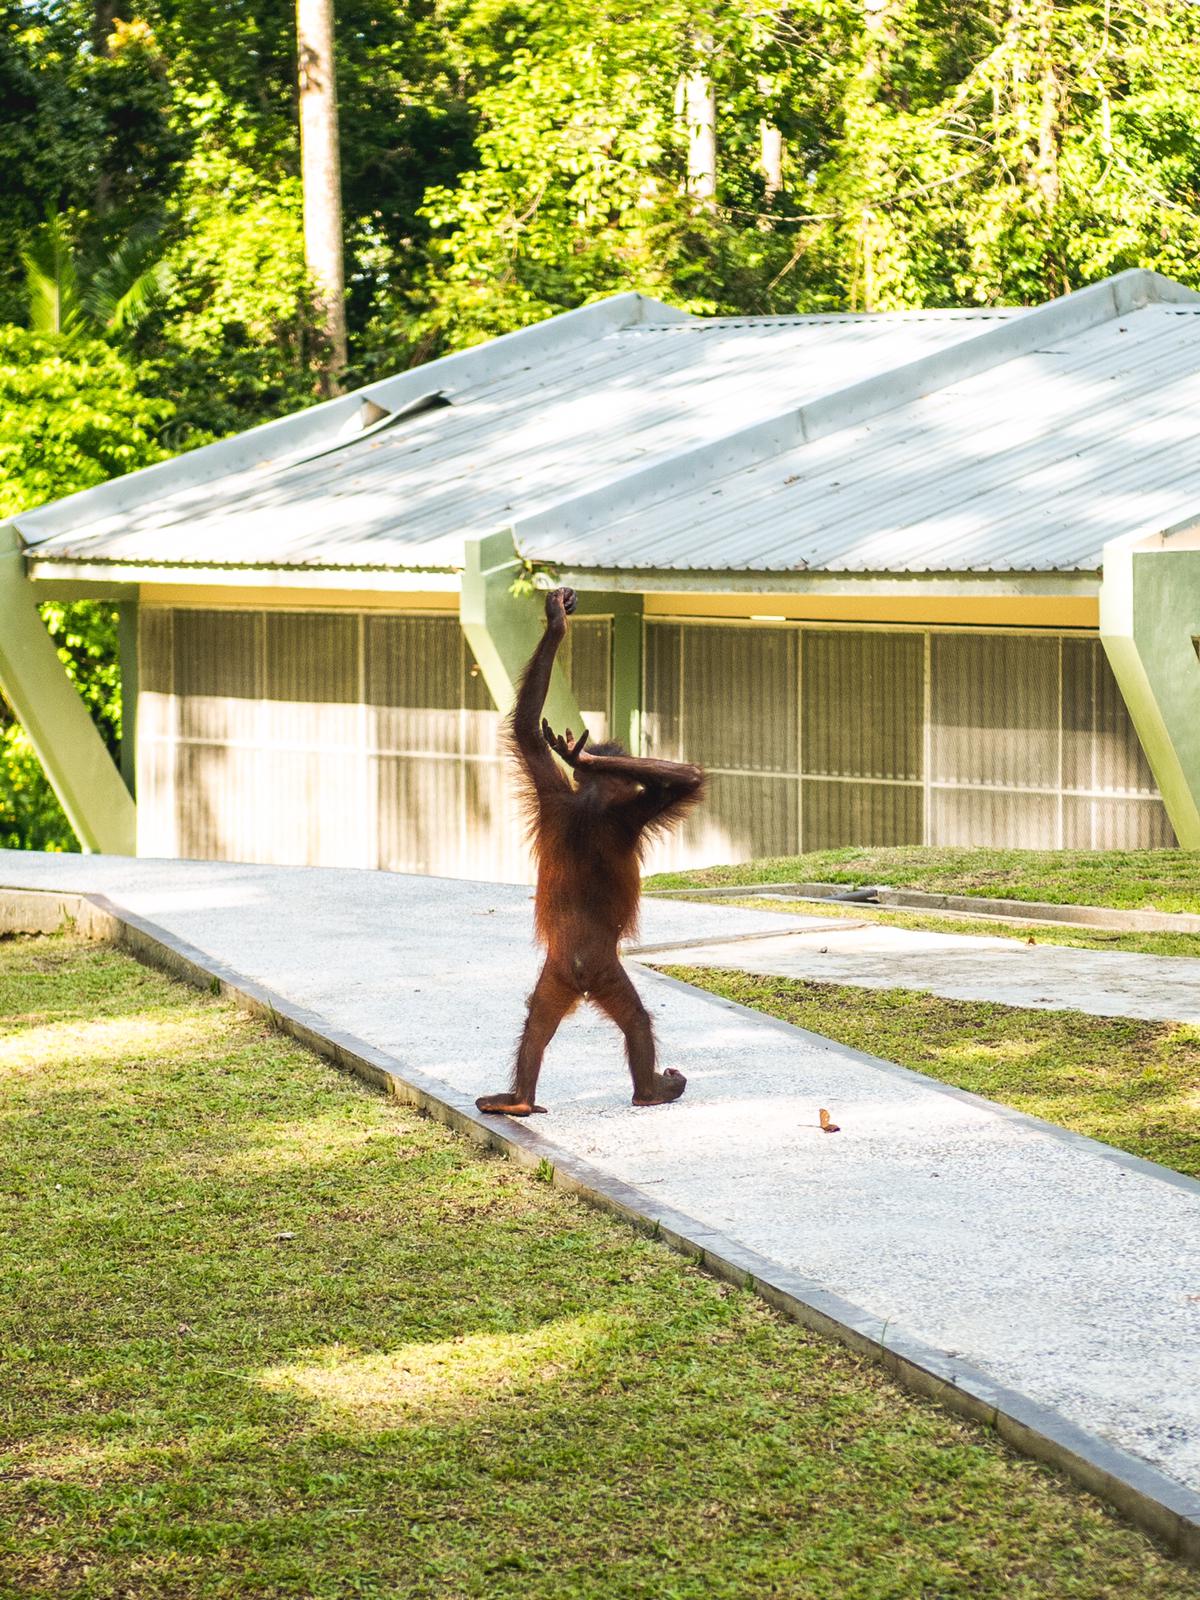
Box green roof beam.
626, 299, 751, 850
460, 531, 585, 740
1100, 536, 1200, 849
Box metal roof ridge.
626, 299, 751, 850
626, 306, 1026, 331
14, 291, 689, 551
508, 270, 1200, 563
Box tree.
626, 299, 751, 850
0, 326, 172, 516
296, 0, 348, 387
0, 2, 183, 324
22, 212, 170, 340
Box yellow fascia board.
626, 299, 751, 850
140, 583, 459, 613
643, 592, 1100, 629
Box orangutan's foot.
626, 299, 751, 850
632, 1068, 687, 1107
475, 1093, 547, 1116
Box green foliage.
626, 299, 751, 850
0, 326, 171, 517
145, 145, 322, 440
0, 4, 187, 324
0, 3, 99, 324
9, 0, 1200, 368
0, 724, 71, 852
407, 0, 810, 346
406, 0, 1200, 347
0, 328, 164, 851
20, 214, 81, 338
21, 212, 170, 340
38, 601, 123, 755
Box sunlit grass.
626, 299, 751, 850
663, 968, 1200, 1177
261, 1314, 618, 1424
661, 891, 1200, 958
2, 934, 1199, 1599
0, 1012, 209, 1078
192, 1115, 404, 1177
646, 846, 1200, 915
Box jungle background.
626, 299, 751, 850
3, 0, 1199, 849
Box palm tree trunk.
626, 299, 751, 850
296, 0, 348, 390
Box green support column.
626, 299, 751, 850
460, 531, 585, 735
117, 602, 138, 798
1100, 538, 1200, 848
0, 524, 136, 853
603, 598, 644, 753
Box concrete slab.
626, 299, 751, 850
646, 919, 1200, 1024
3, 851, 1199, 1526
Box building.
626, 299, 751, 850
4, 268, 1200, 878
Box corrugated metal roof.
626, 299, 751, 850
25, 307, 1019, 571
523, 303, 1200, 574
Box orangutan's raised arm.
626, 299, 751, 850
509, 587, 577, 796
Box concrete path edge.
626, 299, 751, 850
649, 883, 1200, 934
5, 883, 1199, 1566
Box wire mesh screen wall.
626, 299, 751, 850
642, 621, 1175, 869
138, 609, 611, 879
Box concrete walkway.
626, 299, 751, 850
3, 851, 1199, 1537
642, 914, 1200, 1024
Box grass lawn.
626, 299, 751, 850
659, 968, 1200, 1179
2, 939, 1199, 1599
665, 894, 1200, 959
645, 847, 1200, 913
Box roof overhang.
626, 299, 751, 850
553, 567, 1100, 598
14, 290, 687, 559
23, 559, 461, 595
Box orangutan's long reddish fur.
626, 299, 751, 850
475, 588, 704, 1115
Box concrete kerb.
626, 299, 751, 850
625, 920, 861, 956
5, 884, 1200, 1565
648, 882, 1200, 935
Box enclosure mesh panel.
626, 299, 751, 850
559, 618, 612, 743
642, 622, 683, 762
802, 779, 924, 852
366, 617, 465, 756
803, 630, 923, 781
931, 633, 1059, 789
683, 625, 799, 773
140, 609, 1172, 873
138, 608, 613, 879
642, 620, 1174, 869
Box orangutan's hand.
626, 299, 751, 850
542, 720, 591, 767
544, 587, 577, 637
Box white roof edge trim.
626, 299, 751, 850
16, 290, 690, 549
509, 269, 1200, 559
554, 568, 1100, 597
24, 559, 463, 591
